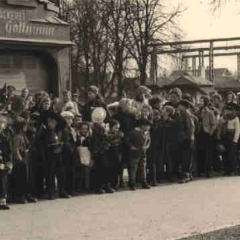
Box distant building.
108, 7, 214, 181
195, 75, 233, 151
205, 68, 240, 97
157, 70, 214, 102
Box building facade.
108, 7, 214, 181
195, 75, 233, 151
0, 0, 72, 95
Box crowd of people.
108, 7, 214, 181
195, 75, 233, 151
0, 84, 239, 210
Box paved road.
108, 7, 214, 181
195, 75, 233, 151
2, 176, 240, 240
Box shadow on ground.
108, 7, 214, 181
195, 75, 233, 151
179, 225, 240, 240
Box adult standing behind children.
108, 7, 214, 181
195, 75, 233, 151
81, 86, 111, 122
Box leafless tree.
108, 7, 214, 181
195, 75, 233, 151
104, 0, 131, 97
60, 0, 184, 98
125, 0, 183, 85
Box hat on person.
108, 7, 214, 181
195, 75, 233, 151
62, 90, 71, 95
212, 93, 222, 101
91, 107, 107, 123
200, 95, 210, 106
136, 85, 151, 96
169, 87, 182, 99
72, 93, 79, 97
40, 96, 51, 104
7, 85, 16, 91
60, 111, 74, 119
87, 85, 99, 96
41, 111, 65, 129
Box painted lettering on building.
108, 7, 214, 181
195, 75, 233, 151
0, 8, 55, 38
6, 22, 55, 37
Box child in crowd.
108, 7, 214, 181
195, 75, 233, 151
128, 118, 151, 190
91, 120, 114, 194
61, 111, 78, 196
107, 119, 124, 190
0, 116, 12, 210
76, 122, 92, 192
158, 106, 176, 182
72, 114, 82, 129
148, 109, 161, 186
40, 111, 69, 200
11, 117, 37, 203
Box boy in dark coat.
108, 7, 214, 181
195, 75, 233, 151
60, 111, 78, 196
157, 106, 176, 183
91, 122, 114, 194
38, 111, 69, 200
127, 118, 151, 190
11, 117, 37, 203
107, 119, 124, 190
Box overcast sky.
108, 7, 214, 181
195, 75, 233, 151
176, 0, 240, 73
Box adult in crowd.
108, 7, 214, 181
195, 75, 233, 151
81, 86, 110, 122
197, 96, 217, 177
62, 90, 80, 116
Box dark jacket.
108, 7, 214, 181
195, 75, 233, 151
176, 110, 194, 143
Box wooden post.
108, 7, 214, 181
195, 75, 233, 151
209, 41, 214, 82
192, 57, 196, 76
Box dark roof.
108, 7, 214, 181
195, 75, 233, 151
158, 71, 213, 87
215, 76, 240, 90
205, 68, 231, 79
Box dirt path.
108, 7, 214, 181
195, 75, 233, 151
1, 177, 240, 240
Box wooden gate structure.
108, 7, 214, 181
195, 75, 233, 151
150, 37, 240, 84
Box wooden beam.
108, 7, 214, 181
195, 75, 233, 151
156, 45, 240, 54
182, 52, 240, 59
151, 37, 240, 47
209, 42, 214, 83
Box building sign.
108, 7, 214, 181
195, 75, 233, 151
7, 0, 37, 8
0, 6, 69, 41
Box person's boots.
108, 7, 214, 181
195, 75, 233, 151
142, 182, 151, 189
0, 204, 10, 210
0, 199, 10, 210
26, 194, 37, 203
104, 184, 115, 194
59, 189, 71, 198
179, 172, 190, 184
129, 183, 137, 191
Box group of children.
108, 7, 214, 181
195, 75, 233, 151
0, 84, 240, 210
